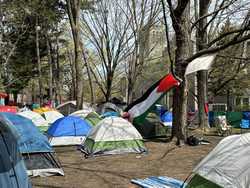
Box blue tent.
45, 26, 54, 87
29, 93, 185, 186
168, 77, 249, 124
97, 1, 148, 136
0, 115, 31, 188
48, 116, 91, 137
101, 111, 120, 118
0, 113, 64, 177
0, 112, 52, 153
160, 111, 172, 126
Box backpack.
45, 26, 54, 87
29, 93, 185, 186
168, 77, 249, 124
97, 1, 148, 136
187, 135, 199, 146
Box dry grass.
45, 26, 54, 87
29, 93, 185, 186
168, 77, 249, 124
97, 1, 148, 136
31, 135, 223, 188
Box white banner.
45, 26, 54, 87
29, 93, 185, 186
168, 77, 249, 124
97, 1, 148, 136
185, 54, 216, 75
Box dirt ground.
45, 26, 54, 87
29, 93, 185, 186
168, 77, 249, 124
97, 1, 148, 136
31, 135, 222, 188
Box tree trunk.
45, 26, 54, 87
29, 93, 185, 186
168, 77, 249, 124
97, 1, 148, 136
80, 44, 95, 104
73, 24, 84, 109
35, 16, 43, 106
55, 36, 62, 104
127, 77, 134, 104
13, 91, 18, 104
226, 89, 230, 111
46, 36, 53, 104
105, 72, 113, 102
170, 1, 190, 145
197, 0, 210, 129
67, 50, 76, 100
66, 0, 84, 109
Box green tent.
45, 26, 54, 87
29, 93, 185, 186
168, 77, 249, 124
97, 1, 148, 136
81, 117, 147, 157
85, 112, 102, 126
133, 113, 168, 138
186, 174, 222, 188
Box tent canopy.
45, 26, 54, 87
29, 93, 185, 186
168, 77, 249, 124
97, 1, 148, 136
0, 112, 52, 153
0, 113, 64, 177
33, 107, 56, 114
101, 111, 120, 118
81, 117, 146, 157
18, 110, 49, 127
42, 111, 64, 124
85, 112, 102, 126
48, 116, 92, 137
189, 133, 250, 188
0, 116, 31, 188
70, 109, 94, 119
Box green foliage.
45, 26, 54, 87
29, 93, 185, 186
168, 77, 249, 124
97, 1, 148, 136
0, 0, 65, 94
234, 105, 250, 111
208, 20, 250, 97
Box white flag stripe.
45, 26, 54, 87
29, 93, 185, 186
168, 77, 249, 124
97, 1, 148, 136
128, 87, 162, 118
185, 54, 216, 75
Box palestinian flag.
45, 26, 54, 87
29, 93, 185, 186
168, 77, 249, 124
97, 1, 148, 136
125, 73, 180, 123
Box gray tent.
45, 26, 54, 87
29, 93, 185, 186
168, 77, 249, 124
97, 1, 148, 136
186, 133, 250, 188
0, 116, 31, 188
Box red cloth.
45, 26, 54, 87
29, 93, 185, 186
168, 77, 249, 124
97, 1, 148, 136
157, 73, 180, 93
0, 106, 17, 113
0, 92, 8, 98
204, 103, 209, 116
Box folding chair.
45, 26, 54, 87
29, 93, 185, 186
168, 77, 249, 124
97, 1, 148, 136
214, 115, 232, 136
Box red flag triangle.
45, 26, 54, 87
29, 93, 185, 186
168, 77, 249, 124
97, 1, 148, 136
157, 73, 180, 93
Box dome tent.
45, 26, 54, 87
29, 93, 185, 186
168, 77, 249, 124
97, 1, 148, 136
18, 110, 49, 132
81, 117, 146, 157
47, 116, 92, 146
70, 108, 94, 119
84, 112, 102, 126
0, 116, 31, 188
185, 133, 250, 188
0, 113, 64, 177
42, 111, 64, 124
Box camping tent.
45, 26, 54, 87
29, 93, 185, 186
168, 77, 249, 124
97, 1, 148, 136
186, 133, 250, 188
85, 112, 102, 126
0, 116, 31, 188
42, 111, 64, 124
18, 111, 49, 132
33, 107, 55, 114
160, 111, 172, 127
47, 116, 92, 146
56, 101, 77, 115
70, 108, 94, 119
0, 113, 64, 177
101, 111, 120, 118
81, 117, 146, 157
100, 102, 122, 114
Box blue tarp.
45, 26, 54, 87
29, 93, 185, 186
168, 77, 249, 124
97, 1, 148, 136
48, 116, 91, 137
160, 111, 172, 125
0, 116, 31, 188
241, 119, 250, 128
101, 111, 119, 118
131, 176, 185, 188
243, 111, 250, 120
0, 112, 52, 154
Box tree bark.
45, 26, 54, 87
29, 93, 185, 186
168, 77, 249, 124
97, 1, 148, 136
105, 71, 113, 102
46, 36, 53, 104
35, 16, 43, 106
197, 0, 210, 129
80, 44, 95, 104
66, 0, 84, 109
67, 50, 76, 100
168, 0, 190, 145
